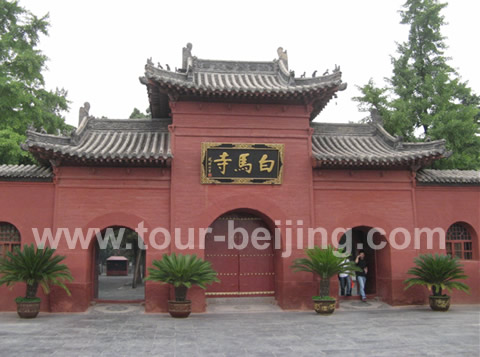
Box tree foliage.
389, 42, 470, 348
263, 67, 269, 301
129, 107, 150, 119
0, 0, 71, 165
353, 0, 480, 169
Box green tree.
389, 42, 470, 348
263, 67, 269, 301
354, 0, 480, 169
0, 0, 71, 165
129, 107, 150, 119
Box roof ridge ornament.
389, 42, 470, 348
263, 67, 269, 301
370, 108, 384, 126
180, 42, 193, 74
368, 109, 406, 149
143, 44, 347, 118
75, 102, 95, 142
276, 47, 293, 83
78, 102, 90, 126
277, 47, 288, 70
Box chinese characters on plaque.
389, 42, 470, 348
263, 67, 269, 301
201, 143, 284, 184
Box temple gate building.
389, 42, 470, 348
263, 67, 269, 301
0, 45, 479, 312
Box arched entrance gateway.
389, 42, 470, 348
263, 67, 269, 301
1, 44, 479, 313
205, 212, 276, 297
92, 226, 146, 302
339, 226, 391, 300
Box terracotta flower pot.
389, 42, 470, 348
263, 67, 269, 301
16, 300, 41, 318
313, 298, 336, 315
429, 295, 450, 311
168, 300, 191, 318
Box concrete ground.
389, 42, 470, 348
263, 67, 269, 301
98, 274, 144, 300
0, 303, 478, 356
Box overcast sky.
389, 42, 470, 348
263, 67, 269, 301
20, 0, 480, 127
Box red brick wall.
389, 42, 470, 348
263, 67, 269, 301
0, 182, 54, 311
0, 103, 479, 312
169, 101, 316, 311
46, 166, 171, 312
415, 186, 480, 304
312, 170, 480, 305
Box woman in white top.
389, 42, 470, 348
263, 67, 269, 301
338, 258, 352, 296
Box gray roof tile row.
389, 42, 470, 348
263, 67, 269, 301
416, 169, 480, 184
141, 47, 346, 119
24, 118, 172, 165
0, 165, 52, 181
144, 64, 343, 96
311, 122, 447, 167
4, 117, 478, 184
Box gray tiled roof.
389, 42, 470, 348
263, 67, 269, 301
141, 47, 346, 119
416, 169, 480, 184
311, 122, 447, 168
144, 60, 343, 96
0, 165, 52, 181
24, 118, 172, 166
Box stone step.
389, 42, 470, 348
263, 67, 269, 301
207, 297, 276, 305
206, 296, 281, 313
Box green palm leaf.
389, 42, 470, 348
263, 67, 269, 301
0, 244, 73, 299
403, 253, 470, 296
145, 253, 219, 301
291, 245, 361, 298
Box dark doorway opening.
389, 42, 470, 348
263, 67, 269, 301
92, 226, 146, 302
339, 226, 389, 299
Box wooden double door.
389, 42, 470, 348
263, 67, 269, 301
205, 213, 275, 297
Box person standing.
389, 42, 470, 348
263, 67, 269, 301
355, 250, 368, 302
338, 271, 352, 296
338, 257, 352, 296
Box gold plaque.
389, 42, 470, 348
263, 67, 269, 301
201, 142, 284, 185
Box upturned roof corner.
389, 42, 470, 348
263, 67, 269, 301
311, 121, 448, 169
23, 118, 172, 167
142, 44, 347, 120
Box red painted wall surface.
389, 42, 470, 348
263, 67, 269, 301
46, 166, 171, 312
0, 101, 479, 312
313, 169, 416, 306
313, 170, 480, 305
0, 182, 54, 311
415, 186, 480, 304
167, 102, 317, 311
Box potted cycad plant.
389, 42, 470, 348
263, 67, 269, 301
291, 245, 360, 314
0, 244, 73, 318
145, 253, 219, 318
404, 253, 469, 311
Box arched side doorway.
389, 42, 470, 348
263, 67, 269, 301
205, 212, 275, 297
339, 226, 390, 299
92, 226, 146, 301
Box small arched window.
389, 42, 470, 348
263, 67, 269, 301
446, 223, 473, 260
0, 222, 21, 257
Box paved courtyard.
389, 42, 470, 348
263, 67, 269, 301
98, 274, 145, 300
0, 303, 478, 356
